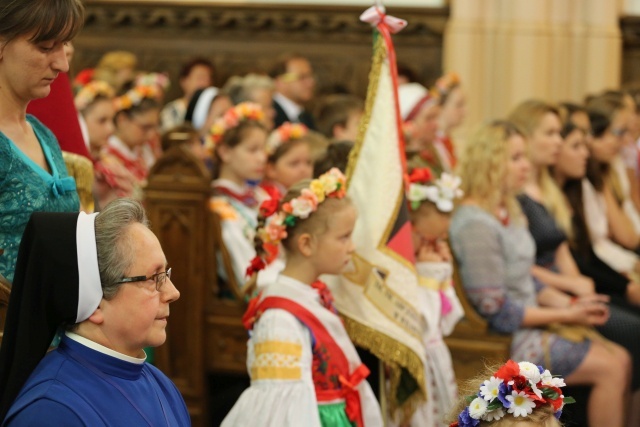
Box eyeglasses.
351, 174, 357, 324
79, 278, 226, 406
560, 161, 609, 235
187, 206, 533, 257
113, 268, 172, 292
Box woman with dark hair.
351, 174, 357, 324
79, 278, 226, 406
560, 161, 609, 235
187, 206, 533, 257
0, 0, 84, 282
554, 104, 640, 306
160, 57, 214, 131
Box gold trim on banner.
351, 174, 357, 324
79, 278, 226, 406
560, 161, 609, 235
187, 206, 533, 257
341, 314, 426, 418
377, 188, 417, 272
346, 35, 385, 184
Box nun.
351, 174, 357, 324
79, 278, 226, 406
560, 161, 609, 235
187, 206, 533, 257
0, 198, 190, 426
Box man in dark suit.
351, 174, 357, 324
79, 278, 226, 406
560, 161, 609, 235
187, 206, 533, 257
269, 54, 316, 129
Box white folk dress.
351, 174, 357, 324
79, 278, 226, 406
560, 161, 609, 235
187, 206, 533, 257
409, 261, 463, 427
210, 179, 284, 290
221, 275, 383, 427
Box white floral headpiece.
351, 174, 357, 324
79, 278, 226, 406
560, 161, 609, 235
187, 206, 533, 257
407, 168, 463, 213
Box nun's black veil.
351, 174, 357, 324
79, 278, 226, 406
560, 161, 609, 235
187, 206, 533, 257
0, 212, 81, 420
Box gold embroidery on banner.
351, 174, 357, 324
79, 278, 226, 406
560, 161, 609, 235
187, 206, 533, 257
340, 314, 426, 419
346, 35, 385, 184
362, 270, 422, 340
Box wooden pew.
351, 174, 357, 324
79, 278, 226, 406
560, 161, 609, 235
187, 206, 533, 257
444, 263, 512, 385
144, 146, 248, 427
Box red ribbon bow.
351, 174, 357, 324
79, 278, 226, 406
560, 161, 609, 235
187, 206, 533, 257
259, 198, 280, 218
245, 256, 266, 277
340, 364, 370, 427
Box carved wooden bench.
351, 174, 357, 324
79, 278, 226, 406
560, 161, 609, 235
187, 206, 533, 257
144, 146, 247, 427
444, 263, 512, 385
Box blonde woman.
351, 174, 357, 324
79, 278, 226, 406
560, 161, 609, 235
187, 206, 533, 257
510, 99, 640, 394
449, 121, 630, 427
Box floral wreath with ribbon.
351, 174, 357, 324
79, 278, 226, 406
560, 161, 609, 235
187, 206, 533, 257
452, 360, 575, 427
113, 84, 161, 113
205, 102, 265, 151
246, 167, 347, 277
135, 72, 170, 92
434, 72, 461, 98
406, 167, 463, 213
266, 122, 309, 156
74, 81, 115, 112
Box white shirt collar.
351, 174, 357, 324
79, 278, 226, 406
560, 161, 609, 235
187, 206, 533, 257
273, 92, 302, 122
107, 135, 139, 161
65, 331, 147, 364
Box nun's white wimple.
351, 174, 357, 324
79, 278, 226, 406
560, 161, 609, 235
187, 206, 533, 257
192, 86, 219, 130
76, 212, 102, 323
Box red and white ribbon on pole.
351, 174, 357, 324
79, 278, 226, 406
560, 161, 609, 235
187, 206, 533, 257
359, 5, 409, 174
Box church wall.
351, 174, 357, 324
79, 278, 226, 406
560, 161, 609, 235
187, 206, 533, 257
75, 1, 448, 103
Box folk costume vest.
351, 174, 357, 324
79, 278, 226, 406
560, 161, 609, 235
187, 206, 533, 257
243, 280, 370, 427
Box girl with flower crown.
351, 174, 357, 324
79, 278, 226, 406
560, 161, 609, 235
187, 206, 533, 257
207, 102, 283, 290
447, 360, 573, 427
106, 83, 161, 185
434, 72, 466, 169
449, 121, 631, 427
222, 168, 383, 427
404, 167, 465, 427
261, 122, 314, 199
74, 81, 141, 209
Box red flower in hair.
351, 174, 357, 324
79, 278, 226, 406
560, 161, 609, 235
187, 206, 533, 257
408, 167, 433, 184
246, 256, 266, 277
495, 359, 520, 382
259, 199, 279, 218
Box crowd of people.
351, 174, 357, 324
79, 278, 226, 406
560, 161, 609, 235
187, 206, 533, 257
2, 0, 640, 426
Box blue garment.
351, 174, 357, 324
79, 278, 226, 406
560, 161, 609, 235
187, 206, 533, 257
3, 336, 190, 426
0, 115, 79, 283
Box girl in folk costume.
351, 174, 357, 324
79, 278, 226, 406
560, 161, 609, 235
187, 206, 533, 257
405, 167, 464, 427
398, 83, 450, 176
434, 72, 466, 169
207, 102, 283, 289
222, 168, 383, 427
261, 122, 314, 200
74, 81, 141, 209
106, 83, 161, 185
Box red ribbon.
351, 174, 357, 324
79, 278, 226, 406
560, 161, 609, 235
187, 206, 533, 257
374, 8, 410, 181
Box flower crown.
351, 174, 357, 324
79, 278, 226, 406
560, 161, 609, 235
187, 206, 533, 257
246, 167, 347, 277
206, 102, 265, 149
113, 84, 161, 112
266, 122, 309, 156
135, 72, 170, 91
434, 72, 461, 97
451, 360, 574, 427
407, 167, 463, 213
74, 81, 115, 111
